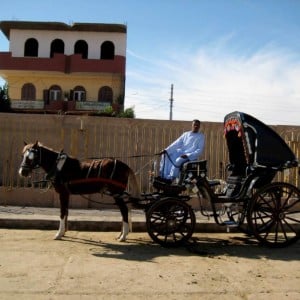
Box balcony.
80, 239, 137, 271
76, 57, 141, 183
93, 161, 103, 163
0, 52, 125, 74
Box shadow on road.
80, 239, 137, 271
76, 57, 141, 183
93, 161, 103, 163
61, 233, 300, 262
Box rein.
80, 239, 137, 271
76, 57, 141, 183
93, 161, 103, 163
68, 177, 127, 190
79, 192, 132, 205
87, 153, 160, 160
163, 151, 184, 168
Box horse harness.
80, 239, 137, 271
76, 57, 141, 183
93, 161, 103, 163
86, 158, 118, 180
48, 152, 127, 193
45, 151, 67, 183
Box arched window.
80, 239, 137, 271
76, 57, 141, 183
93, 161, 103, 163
50, 39, 65, 58
72, 86, 86, 101
101, 41, 115, 59
98, 86, 113, 104
49, 85, 62, 101
24, 38, 38, 57
74, 40, 88, 59
21, 83, 36, 100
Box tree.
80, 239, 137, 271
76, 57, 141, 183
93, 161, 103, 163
118, 107, 135, 118
0, 84, 11, 112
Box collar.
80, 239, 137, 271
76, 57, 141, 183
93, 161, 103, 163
45, 152, 67, 181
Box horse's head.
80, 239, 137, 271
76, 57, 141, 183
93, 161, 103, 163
18, 141, 41, 177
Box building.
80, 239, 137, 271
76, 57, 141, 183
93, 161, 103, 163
0, 20, 127, 114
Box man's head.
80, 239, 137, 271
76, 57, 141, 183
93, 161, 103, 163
192, 119, 201, 133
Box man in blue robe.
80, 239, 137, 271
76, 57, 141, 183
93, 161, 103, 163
159, 119, 205, 182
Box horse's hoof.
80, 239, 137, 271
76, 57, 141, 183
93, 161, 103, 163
54, 234, 63, 240
117, 234, 127, 242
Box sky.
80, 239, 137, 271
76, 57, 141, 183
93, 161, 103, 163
0, 0, 300, 125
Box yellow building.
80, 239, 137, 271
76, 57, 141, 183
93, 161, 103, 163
0, 20, 127, 113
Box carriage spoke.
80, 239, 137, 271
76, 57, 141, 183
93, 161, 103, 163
285, 214, 300, 224
282, 217, 299, 234
280, 187, 296, 209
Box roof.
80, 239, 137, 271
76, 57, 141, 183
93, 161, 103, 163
0, 20, 127, 39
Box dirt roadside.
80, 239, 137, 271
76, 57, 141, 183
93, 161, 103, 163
0, 229, 299, 300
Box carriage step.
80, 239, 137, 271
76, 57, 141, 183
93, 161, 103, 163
223, 220, 238, 233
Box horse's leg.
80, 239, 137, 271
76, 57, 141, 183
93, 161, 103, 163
114, 196, 129, 242
54, 190, 69, 240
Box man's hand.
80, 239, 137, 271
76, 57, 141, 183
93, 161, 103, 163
159, 150, 166, 155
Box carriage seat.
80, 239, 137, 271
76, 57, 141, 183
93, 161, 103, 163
224, 165, 276, 198
152, 176, 186, 195
179, 160, 207, 184
153, 160, 207, 195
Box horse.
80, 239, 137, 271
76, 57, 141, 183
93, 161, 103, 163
18, 141, 140, 241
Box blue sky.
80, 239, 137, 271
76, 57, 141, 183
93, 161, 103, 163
0, 0, 300, 125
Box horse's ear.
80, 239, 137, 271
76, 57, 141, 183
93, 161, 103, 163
60, 148, 64, 153
24, 141, 27, 146
34, 140, 39, 146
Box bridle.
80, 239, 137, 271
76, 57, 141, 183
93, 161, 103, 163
20, 146, 41, 172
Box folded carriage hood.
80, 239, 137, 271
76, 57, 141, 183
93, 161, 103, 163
224, 111, 298, 169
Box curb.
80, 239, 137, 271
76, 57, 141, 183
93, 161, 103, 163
0, 206, 228, 233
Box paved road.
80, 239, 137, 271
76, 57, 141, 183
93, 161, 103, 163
0, 229, 299, 299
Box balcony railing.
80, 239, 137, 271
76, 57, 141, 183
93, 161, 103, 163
10, 99, 112, 112
75, 101, 111, 111
11, 100, 44, 110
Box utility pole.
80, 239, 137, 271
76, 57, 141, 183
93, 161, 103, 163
169, 84, 174, 120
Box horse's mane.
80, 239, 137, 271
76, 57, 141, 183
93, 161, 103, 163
37, 142, 81, 166
37, 142, 56, 153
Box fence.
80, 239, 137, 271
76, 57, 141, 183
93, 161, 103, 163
0, 113, 299, 204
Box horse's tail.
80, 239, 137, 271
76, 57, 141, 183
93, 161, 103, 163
127, 167, 140, 200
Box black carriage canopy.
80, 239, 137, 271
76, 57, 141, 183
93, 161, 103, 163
224, 111, 298, 170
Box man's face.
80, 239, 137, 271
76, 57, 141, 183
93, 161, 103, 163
192, 121, 200, 132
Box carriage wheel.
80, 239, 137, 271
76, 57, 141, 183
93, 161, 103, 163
247, 182, 300, 247
146, 198, 196, 247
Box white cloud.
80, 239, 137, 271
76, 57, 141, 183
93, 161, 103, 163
125, 43, 300, 125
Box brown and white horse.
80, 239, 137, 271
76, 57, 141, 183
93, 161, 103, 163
18, 141, 140, 241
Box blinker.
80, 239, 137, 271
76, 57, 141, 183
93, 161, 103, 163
28, 151, 34, 160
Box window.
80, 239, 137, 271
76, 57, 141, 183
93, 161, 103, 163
21, 83, 36, 100
72, 86, 86, 101
24, 38, 38, 57
101, 41, 115, 59
74, 40, 88, 59
98, 86, 113, 104
50, 39, 65, 58
49, 85, 62, 101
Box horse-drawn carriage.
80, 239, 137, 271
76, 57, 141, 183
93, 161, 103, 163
19, 111, 300, 248
146, 111, 300, 247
